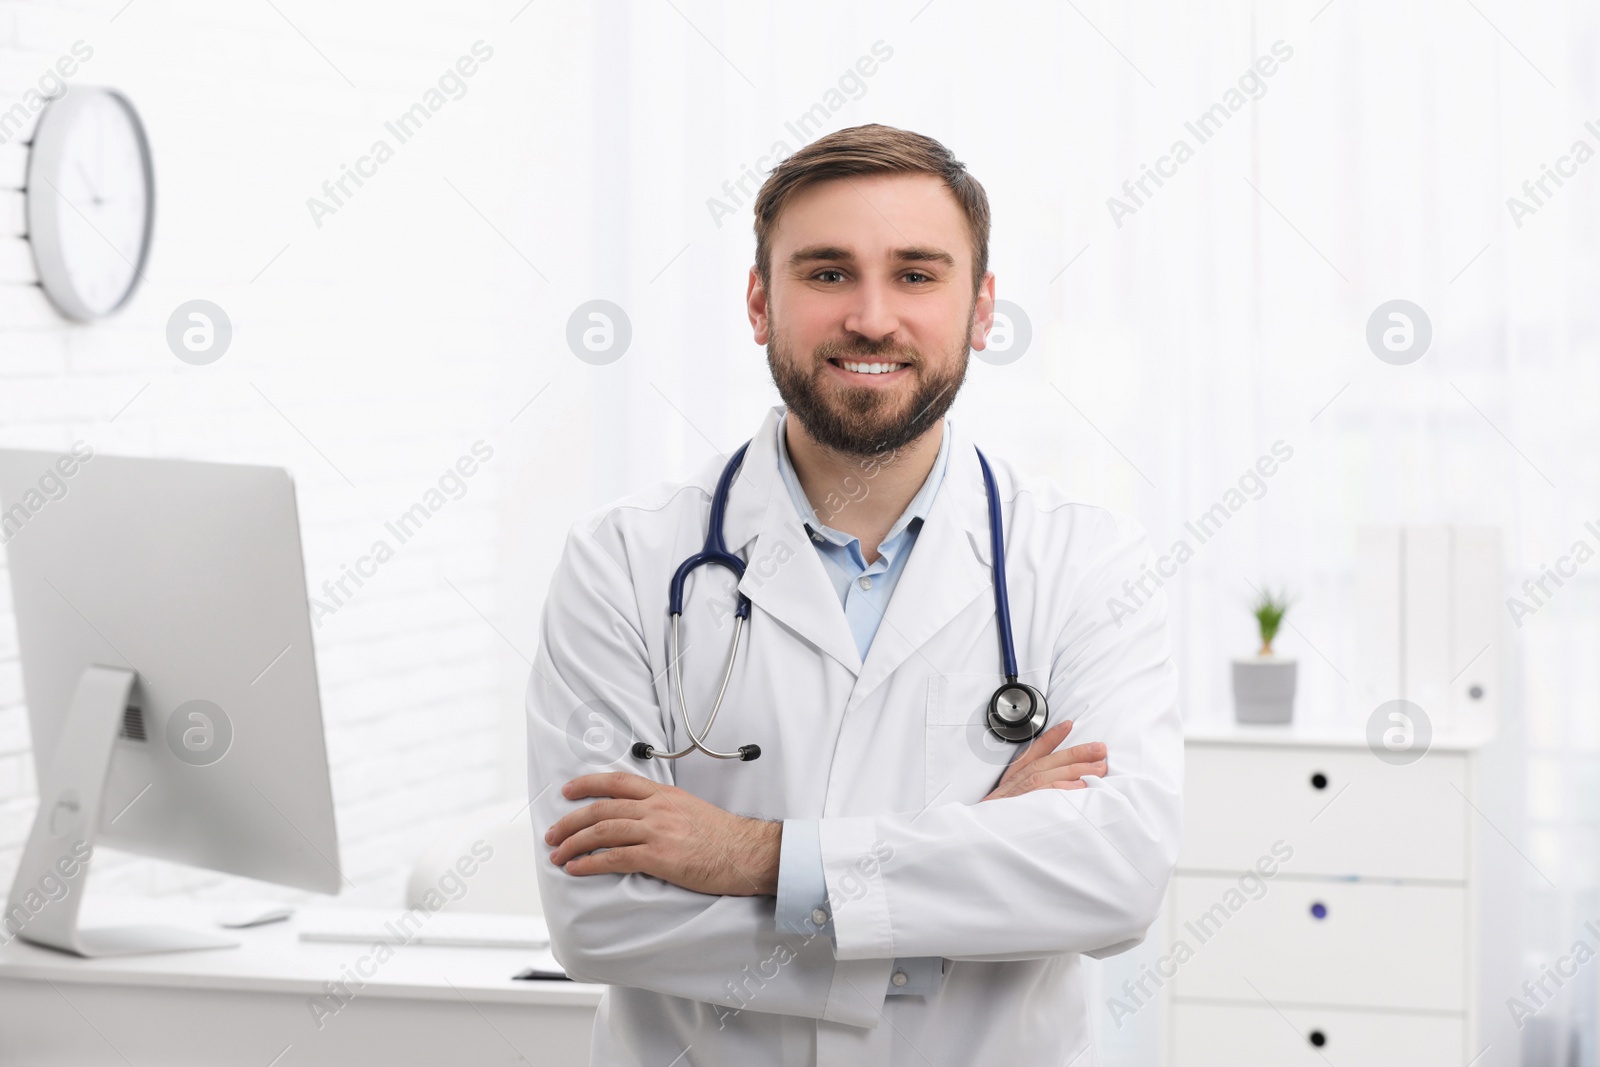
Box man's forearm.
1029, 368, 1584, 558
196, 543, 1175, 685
731, 817, 783, 896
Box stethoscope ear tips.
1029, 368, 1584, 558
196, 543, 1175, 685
627, 740, 760, 761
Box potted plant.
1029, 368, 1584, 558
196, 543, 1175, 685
1232, 587, 1297, 724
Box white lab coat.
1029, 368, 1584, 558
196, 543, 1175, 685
526, 405, 1183, 1067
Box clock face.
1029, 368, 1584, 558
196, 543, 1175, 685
26, 88, 154, 322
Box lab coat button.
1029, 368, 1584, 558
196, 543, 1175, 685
811, 907, 829, 925
891, 970, 908, 987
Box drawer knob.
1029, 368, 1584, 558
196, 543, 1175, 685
1310, 772, 1328, 790
1310, 901, 1327, 920
1308, 1030, 1327, 1048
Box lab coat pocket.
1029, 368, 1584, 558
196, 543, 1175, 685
924, 672, 1039, 807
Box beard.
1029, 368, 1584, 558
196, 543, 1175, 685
766, 309, 972, 460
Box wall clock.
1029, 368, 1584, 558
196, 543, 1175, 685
25, 87, 154, 322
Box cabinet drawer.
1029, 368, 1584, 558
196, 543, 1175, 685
1180, 744, 1466, 880
1171, 875, 1465, 1011
1172, 1002, 1464, 1067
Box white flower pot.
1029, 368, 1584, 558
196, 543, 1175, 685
1232, 656, 1297, 724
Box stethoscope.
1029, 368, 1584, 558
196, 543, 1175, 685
630, 439, 1049, 762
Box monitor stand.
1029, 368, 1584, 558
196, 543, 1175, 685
3, 665, 239, 957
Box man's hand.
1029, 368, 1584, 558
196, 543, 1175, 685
544, 772, 781, 896
982, 719, 1107, 801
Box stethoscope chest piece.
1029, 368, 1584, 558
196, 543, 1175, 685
987, 681, 1048, 743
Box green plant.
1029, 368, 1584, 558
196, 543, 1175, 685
1252, 587, 1291, 655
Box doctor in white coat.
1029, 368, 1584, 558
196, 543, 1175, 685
528, 123, 1182, 1066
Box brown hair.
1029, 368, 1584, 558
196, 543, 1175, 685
752, 124, 991, 295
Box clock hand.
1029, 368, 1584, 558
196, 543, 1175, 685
74, 160, 104, 207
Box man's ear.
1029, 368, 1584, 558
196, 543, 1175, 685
747, 267, 771, 345
969, 271, 997, 351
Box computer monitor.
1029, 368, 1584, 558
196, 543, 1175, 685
0, 444, 341, 957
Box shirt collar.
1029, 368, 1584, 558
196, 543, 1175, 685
774, 411, 952, 552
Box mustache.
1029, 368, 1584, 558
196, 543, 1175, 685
814, 339, 920, 364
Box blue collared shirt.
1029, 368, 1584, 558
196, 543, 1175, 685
772, 414, 950, 996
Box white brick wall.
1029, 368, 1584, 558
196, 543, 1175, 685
0, 0, 546, 909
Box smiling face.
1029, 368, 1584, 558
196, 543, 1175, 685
749, 171, 996, 458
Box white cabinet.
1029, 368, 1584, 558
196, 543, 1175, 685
1172, 876, 1466, 1010
1178, 743, 1467, 881
1171, 1003, 1464, 1067
1163, 730, 1501, 1066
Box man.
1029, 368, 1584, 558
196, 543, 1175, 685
528, 124, 1182, 1066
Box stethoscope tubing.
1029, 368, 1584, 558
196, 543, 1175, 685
636, 437, 1041, 762
645, 615, 749, 760
975, 449, 1021, 683
638, 441, 759, 761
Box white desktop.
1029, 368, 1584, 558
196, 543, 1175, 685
0, 448, 601, 1066
0, 446, 341, 955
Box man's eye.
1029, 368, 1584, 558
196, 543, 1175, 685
813, 269, 846, 283
903, 271, 932, 284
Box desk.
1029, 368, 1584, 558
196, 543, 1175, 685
0, 897, 604, 1066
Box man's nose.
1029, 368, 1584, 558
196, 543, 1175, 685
842, 279, 900, 341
